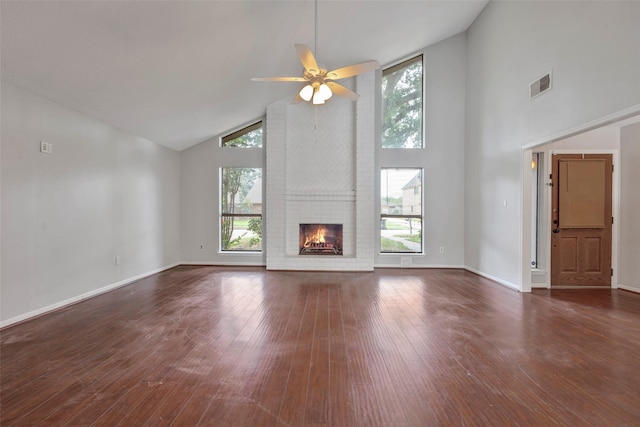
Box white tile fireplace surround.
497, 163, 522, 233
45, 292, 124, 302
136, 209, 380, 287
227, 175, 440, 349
266, 73, 375, 271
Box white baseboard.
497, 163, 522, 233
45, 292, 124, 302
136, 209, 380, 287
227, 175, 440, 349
617, 283, 640, 294
0, 262, 180, 329
180, 261, 266, 267
186, 262, 467, 270
531, 283, 550, 289
464, 266, 520, 292
374, 264, 466, 269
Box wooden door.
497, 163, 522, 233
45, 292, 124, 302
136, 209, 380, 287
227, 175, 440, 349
551, 154, 612, 287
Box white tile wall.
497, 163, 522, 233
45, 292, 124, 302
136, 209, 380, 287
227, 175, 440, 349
266, 73, 375, 271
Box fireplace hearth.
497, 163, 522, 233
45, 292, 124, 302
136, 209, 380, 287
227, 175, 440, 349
299, 224, 343, 255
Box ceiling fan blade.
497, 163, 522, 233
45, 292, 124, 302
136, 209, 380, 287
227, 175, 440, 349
326, 60, 380, 80
295, 44, 320, 74
251, 77, 307, 82
326, 82, 359, 101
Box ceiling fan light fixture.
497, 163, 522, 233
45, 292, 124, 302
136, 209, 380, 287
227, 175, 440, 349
312, 90, 325, 105
299, 84, 314, 102
318, 83, 332, 100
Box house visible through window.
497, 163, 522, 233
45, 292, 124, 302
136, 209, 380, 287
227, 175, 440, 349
380, 168, 422, 253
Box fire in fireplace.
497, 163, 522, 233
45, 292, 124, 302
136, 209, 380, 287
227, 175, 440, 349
299, 224, 343, 255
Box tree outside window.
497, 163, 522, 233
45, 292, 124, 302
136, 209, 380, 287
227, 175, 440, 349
381, 56, 423, 149
221, 168, 262, 251
221, 122, 262, 148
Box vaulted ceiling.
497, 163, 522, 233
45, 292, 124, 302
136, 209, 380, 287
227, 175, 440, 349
1, 1, 488, 151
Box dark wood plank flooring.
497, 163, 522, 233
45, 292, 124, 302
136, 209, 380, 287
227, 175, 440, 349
2, 266, 639, 426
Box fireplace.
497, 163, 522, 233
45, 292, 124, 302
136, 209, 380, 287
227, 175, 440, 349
299, 224, 343, 255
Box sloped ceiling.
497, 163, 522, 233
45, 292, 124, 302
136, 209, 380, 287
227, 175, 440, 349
1, 1, 488, 151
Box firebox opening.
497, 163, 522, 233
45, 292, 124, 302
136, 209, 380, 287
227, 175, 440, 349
299, 224, 343, 255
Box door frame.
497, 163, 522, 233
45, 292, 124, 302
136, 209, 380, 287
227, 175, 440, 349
521, 148, 620, 291
521, 104, 639, 292
546, 150, 618, 288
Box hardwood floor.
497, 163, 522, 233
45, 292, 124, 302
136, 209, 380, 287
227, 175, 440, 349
2, 266, 639, 426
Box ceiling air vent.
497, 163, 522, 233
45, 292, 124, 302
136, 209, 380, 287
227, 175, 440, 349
530, 71, 552, 100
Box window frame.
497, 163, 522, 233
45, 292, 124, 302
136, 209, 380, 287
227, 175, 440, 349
377, 53, 426, 258
219, 167, 263, 253
381, 54, 424, 150
220, 120, 263, 148
218, 119, 265, 255
379, 167, 423, 254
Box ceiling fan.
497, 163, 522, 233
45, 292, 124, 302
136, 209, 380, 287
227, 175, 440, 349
252, 45, 379, 105
251, 0, 379, 105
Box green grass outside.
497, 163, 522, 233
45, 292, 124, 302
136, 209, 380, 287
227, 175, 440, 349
394, 234, 421, 243
381, 222, 408, 230
231, 219, 251, 228
226, 235, 261, 251
380, 237, 411, 252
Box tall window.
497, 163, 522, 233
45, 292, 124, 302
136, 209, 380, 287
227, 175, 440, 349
380, 168, 422, 253
220, 121, 263, 252
381, 55, 423, 149
379, 55, 424, 255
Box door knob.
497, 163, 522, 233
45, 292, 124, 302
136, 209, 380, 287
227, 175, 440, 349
553, 228, 560, 233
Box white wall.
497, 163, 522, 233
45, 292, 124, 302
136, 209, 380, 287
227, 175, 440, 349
1, 82, 181, 325
620, 122, 640, 292
542, 127, 621, 152
465, 1, 640, 288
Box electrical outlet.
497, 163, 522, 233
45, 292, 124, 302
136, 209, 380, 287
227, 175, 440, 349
401, 257, 411, 267
40, 141, 52, 154
439, 246, 445, 254
115, 256, 122, 265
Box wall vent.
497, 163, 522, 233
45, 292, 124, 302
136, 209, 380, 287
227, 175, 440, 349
530, 71, 552, 100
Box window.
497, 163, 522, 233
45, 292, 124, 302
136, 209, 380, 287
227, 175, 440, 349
221, 121, 263, 148
380, 168, 422, 253
219, 120, 264, 253
220, 167, 262, 251
381, 55, 423, 148
378, 55, 424, 257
